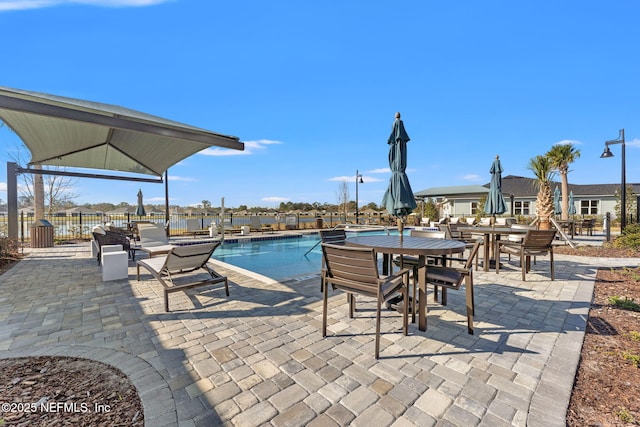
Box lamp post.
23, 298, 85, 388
355, 170, 364, 224
601, 129, 626, 230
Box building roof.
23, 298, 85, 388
414, 185, 490, 198
500, 175, 640, 198
416, 176, 640, 200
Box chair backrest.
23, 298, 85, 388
164, 242, 219, 274
478, 217, 492, 226
511, 224, 537, 230
186, 218, 205, 232
410, 229, 446, 239
581, 218, 595, 228
437, 224, 455, 239
138, 222, 169, 246
522, 230, 556, 250
321, 243, 380, 297
508, 223, 537, 241
464, 217, 477, 225
320, 229, 347, 245
93, 230, 130, 250
463, 240, 482, 270
449, 217, 460, 224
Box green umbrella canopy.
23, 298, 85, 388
381, 113, 417, 218
135, 189, 146, 217
568, 191, 576, 215
553, 186, 562, 215
484, 155, 508, 215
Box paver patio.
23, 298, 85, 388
0, 239, 637, 426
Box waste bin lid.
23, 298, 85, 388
32, 219, 53, 227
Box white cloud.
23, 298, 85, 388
0, 182, 6, 192
146, 196, 166, 203
199, 139, 283, 157
554, 139, 582, 146
627, 138, 640, 148
369, 168, 390, 174
167, 175, 195, 182
262, 196, 289, 203
463, 174, 483, 182
0, 0, 172, 11
328, 175, 383, 183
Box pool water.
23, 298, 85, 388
212, 235, 323, 281
212, 229, 405, 281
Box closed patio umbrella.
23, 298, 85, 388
553, 186, 562, 215
381, 112, 417, 231
135, 189, 146, 217
484, 155, 508, 216
568, 191, 576, 215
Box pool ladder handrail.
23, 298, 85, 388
303, 223, 391, 257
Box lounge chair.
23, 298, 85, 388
137, 222, 174, 257
183, 218, 210, 238
250, 216, 273, 233
136, 242, 228, 311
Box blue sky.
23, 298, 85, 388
0, 0, 639, 209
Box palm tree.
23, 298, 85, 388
547, 143, 581, 220
528, 155, 556, 230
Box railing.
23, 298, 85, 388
4, 212, 399, 245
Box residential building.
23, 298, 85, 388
415, 175, 640, 221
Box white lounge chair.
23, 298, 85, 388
136, 242, 228, 311
250, 216, 273, 233
184, 218, 210, 238
137, 222, 174, 257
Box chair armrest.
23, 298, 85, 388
385, 267, 411, 281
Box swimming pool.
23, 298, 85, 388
211, 234, 323, 281
211, 229, 404, 281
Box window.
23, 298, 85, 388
514, 201, 530, 215
471, 202, 478, 215
580, 200, 598, 215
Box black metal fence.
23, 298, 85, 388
3, 211, 397, 244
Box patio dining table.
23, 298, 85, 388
457, 226, 529, 272
345, 235, 466, 331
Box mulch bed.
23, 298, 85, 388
0, 356, 143, 426
561, 245, 640, 426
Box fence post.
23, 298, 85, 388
605, 212, 611, 242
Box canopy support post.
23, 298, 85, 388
7, 162, 19, 239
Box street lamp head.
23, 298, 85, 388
600, 146, 614, 158
359, 177, 364, 184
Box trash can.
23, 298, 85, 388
31, 219, 54, 248
315, 218, 323, 229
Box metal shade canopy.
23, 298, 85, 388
0, 86, 244, 177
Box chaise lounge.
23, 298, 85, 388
137, 222, 174, 258
136, 242, 228, 311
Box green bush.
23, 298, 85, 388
613, 223, 640, 251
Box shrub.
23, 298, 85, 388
613, 223, 640, 251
